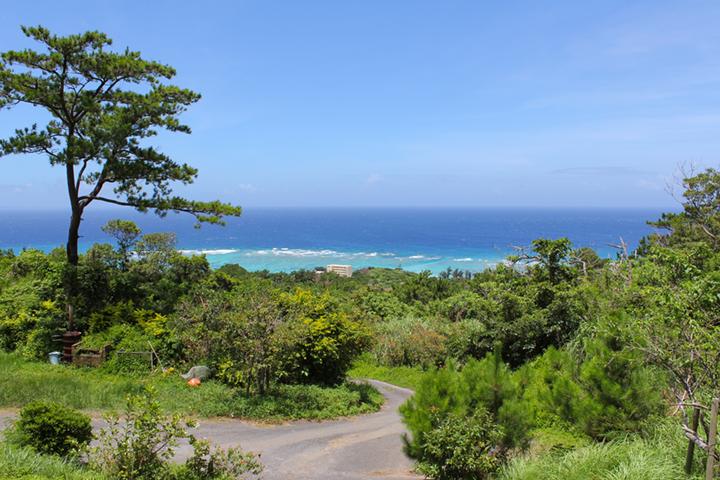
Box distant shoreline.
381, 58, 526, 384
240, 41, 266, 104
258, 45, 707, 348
0, 207, 661, 273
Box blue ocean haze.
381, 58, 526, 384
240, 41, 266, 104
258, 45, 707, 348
0, 207, 666, 273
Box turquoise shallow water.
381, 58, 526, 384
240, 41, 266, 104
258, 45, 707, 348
193, 247, 506, 273
0, 207, 666, 273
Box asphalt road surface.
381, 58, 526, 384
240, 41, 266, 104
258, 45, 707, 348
0, 379, 420, 480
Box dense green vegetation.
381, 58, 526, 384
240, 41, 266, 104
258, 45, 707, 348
2, 21, 716, 480
2, 388, 263, 480
0, 353, 382, 421
392, 168, 720, 479
499, 421, 695, 480
11, 401, 93, 457
0, 25, 241, 341
0, 442, 105, 480
348, 355, 425, 390
0, 222, 383, 420
2, 168, 720, 479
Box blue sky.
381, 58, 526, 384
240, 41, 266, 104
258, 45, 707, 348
1, 0, 719, 208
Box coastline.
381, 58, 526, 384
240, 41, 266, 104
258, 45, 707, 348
0, 207, 662, 274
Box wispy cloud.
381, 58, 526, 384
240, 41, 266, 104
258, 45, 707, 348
0, 183, 32, 193
236, 183, 258, 193
570, 2, 720, 60
550, 166, 653, 177
523, 89, 687, 110
635, 177, 666, 191
365, 173, 383, 185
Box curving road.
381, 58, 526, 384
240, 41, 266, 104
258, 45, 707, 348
178, 379, 420, 479
0, 380, 420, 480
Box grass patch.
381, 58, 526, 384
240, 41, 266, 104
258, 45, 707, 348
214, 382, 384, 421
523, 427, 590, 457
499, 420, 702, 480
0, 442, 104, 480
0, 352, 382, 421
0, 353, 143, 410
348, 356, 425, 390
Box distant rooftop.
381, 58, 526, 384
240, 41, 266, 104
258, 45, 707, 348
325, 264, 353, 277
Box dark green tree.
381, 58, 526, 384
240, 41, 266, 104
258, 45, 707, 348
135, 232, 177, 258
0, 26, 241, 328
101, 219, 141, 270
509, 238, 574, 285
530, 238, 573, 285
649, 167, 720, 249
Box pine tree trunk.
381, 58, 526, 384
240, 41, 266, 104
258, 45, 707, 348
65, 158, 81, 332
65, 208, 81, 331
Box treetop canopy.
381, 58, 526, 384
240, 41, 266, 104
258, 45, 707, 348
0, 25, 241, 226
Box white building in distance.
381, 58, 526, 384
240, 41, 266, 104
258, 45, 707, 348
326, 264, 353, 277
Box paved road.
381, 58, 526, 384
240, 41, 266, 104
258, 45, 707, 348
0, 379, 420, 480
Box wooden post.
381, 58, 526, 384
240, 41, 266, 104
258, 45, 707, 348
147, 341, 164, 371
706, 398, 719, 480
687, 407, 701, 473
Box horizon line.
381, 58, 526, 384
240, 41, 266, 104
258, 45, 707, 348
0, 204, 679, 211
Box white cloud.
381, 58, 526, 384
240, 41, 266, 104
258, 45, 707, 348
236, 183, 258, 192
0, 183, 32, 193
365, 173, 383, 185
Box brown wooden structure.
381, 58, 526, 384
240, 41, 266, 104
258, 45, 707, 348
70, 341, 111, 368
60, 331, 82, 362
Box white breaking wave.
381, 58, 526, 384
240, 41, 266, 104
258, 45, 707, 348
453, 257, 474, 262
180, 248, 240, 255
247, 247, 398, 259
403, 255, 442, 261
252, 248, 342, 257
181, 247, 447, 263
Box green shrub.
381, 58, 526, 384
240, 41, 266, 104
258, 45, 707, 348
0, 352, 383, 421
174, 437, 262, 480
84, 320, 180, 375
278, 288, 370, 385
90, 387, 192, 480
0, 310, 39, 352
574, 325, 663, 439
224, 382, 384, 420
0, 441, 104, 480
499, 421, 691, 480
460, 349, 532, 448
444, 318, 492, 362
434, 290, 498, 322
523, 427, 588, 456
372, 316, 447, 368
417, 410, 502, 480
87, 300, 138, 333
360, 291, 413, 321
518, 314, 664, 440
89, 387, 262, 480
401, 351, 530, 464
15, 301, 65, 360
348, 356, 425, 390
401, 362, 464, 459
175, 287, 368, 391
516, 347, 580, 430
0, 296, 64, 359
14, 401, 92, 457
9, 249, 57, 279
394, 270, 456, 304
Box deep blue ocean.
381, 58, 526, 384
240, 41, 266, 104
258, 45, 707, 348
0, 207, 666, 273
